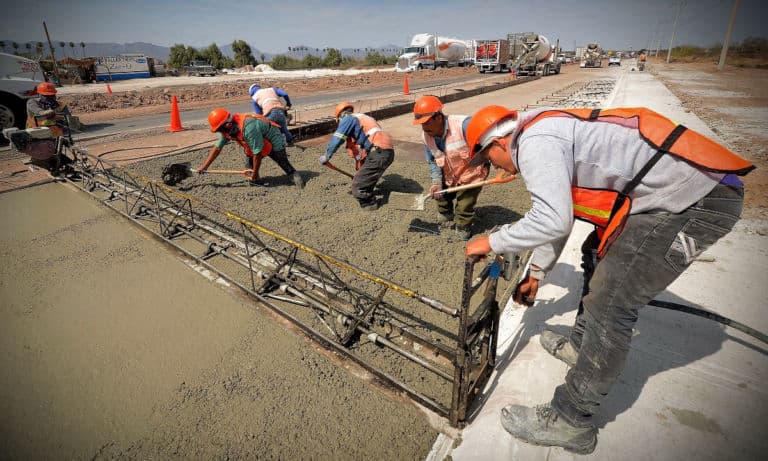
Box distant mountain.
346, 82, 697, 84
0, 40, 403, 63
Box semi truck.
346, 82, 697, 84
396, 34, 469, 71
0, 52, 47, 136
508, 33, 561, 76
474, 39, 511, 73
580, 43, 603, 68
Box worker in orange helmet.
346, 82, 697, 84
197, 108, 304, 188
413, 95, 489, 240
463, 105, 752, 454
319, 102, 395, 210
26, 82, 75, 137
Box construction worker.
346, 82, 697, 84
463, 105, 752, 454
248, 84, 293, 145
319, 102, 395, 210
198, 108, 304, 188
26, 82, 75, 137
413, 95, 489, 240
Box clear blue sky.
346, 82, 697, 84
3, 0, 766, 53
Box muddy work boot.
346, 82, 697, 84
455, 224, 472, 241
500, 403, 597, 455
290, 171, 305, 189
539, 330, 578, 367
436, 212, 454, 229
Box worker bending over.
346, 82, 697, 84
464, 105, 752, 454
248, 84, 293, 145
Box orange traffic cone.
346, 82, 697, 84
106, 83, 113, 94
403, 74, 410, 95
167, 95, 184, 132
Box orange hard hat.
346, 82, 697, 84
466, 105, 519, 164
36, 82, 57, 96
412, 95, 443, 125
334, 102, 353, 119
208, 108, 231, 132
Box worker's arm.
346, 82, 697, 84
423, 143, 444, 197
320, 116, 356, 164
275, 88, 292, 108
197, 135, 228, 172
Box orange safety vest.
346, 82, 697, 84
521, 108, 754, 258
345, 113, 393, 170
227, 113, 280, 158
424, 115, 488, 187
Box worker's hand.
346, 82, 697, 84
428, 184, 443, 199
318, 154, 329, 165
513, 272, 540, 307
465, 235, 492, 259
286, 104, 292, 110
41, 109, 55, 117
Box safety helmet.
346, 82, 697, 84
248, 84, 260, 96
36, 82, 57, 96
466, 105, 519, 165
208, 108, 231, 132
334, 102, 353, 120
412, 95, 443, 125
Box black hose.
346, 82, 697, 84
648, 299, 767, 346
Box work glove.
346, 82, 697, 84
465, 235, 492, 260
429, 184, 443, 199
318, 154, 329, 165
513, 270, 540, 307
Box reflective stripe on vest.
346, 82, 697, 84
230, 113, 277, 158
521, 108, 754, 258
352, 113, 393, 150
424, 115, 488, 187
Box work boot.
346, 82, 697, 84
290, 171, 305, 189
455, 224, 472, 241
539, 330, 578, 367
436, 212, 454, 229
359, 200, 379, 211
500, 403, 597, 455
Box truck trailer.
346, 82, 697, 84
94, 54, 152, 81
396, 34, 469, 71
474, 39, 511, 73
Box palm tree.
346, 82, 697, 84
12, 41, 19, 54
68, 42, 75, 58
80, 42, 86, 57
59, 41, 67, 59
35, 42, 44, 59
25, 42, 32, 57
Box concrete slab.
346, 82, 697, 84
442, 63, 768, 460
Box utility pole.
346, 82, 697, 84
42, 21, 61, 83
666, 0, 686, 63
717, 0, 741, 70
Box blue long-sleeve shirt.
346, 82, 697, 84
424, 116, 471, 184
325, 115, 374, 158
251, 87, 292, 114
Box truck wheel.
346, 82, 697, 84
0, 95, 25, 145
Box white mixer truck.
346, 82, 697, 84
580, 43, 603, 68
396, 34, 469, 71
509, 33, 561, 76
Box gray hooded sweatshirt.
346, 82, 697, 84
488, 109, 723, 272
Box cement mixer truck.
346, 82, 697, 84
396, 34, 469, 71
580, 43, 603, 68
508, 33, 561, 77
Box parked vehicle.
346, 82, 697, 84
396, 34, 469, 71
475, 39, 512, 73
509, 33, 561, 76
94, 54, 152, 81
608, 55, 621, 66
0, 52, 47, 136
185, 60, 216, 77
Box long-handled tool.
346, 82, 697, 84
161, 162, 250, 186
389, 171, 517, 211
324, 161, 354, 179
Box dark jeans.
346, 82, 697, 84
552, 184, 744, 427
351, 147, 394, 206
245, 148, 296, 176
436, 186, 483, 227
266, 109, 293, 144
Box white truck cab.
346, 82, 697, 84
0, 52, 47, 136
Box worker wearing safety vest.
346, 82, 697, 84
319, 102, 395, 210
26, 82, 74, 138
198, 108, 304, 188
248, 84, 294, 145
463, 105, 752, 454
413, 95, 489, 241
